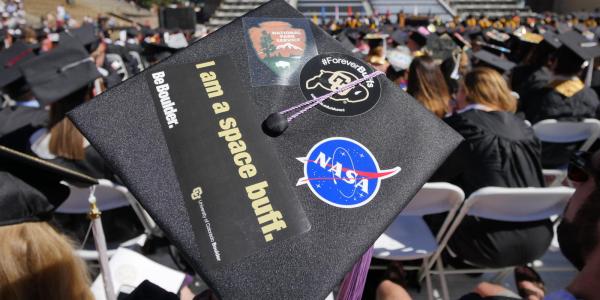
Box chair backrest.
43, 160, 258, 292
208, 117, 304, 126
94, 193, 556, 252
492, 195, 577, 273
533, 119, 600, 150
57, 179, 132, 214
128, 50, 145, 71
401, 182, 465, 216
464, 186, 575, 222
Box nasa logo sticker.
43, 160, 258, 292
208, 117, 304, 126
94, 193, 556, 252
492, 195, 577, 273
296, 137, 400, 208
299, 53, 382, 116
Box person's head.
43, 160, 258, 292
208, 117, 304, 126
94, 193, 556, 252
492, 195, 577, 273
48, 86, 92, 160
0, 222, 93, 300
552, 46, 585, 77
457, 67, 516, 112
558, 150, 600, 270
407, 55, 450, 118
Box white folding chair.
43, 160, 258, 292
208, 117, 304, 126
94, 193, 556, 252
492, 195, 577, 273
128, 50, 146, 71
58, 179, 159, 260
427, 186, 574, 291
373, 182, 465, 300
105, 53, 130, 81
533, 119, 600, 186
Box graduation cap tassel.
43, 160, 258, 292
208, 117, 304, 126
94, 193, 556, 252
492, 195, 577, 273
336, 246, 374, 300
262, 71, 385, 137
88, 186, 117, 300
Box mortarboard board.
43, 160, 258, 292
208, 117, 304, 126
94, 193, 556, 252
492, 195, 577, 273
558, 30, 600, 61
66, 0, 462, 298
0, 41, 36, 88
62, 24, 99, 48
473, 49, 516, 73
0, 145, 98, 226
19, 41, 101, 106
390, 29, 408, 45
542, 30, 562, 49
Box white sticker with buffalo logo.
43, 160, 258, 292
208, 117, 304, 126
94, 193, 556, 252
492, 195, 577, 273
299, 53, 382, 116
297, 137, 400, 208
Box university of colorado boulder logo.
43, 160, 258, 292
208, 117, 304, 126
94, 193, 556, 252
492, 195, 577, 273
297, 137, 400, 208
247, 20, 308, 77
300, 53, 382, 116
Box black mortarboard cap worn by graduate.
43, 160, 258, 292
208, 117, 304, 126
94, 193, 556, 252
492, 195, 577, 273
542, 30, 562, 49
19, 41, 101, 106
0, 145, 97, 226
66, 1, 462, 298
473, 49, 516, 74
0, 41, 36, 89
558, 30, 600, 61
61, 24, 99, 48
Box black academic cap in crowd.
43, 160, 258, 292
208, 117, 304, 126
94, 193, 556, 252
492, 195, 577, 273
0, 41, 36, 88
67, 24, 99, 47
0, 145, 98, 226
542, 30, 562, 49
20, 42, 101, 105
426, 33, 458, 61
391, 29, 408, 45
558, 30, 600, 61
452, 32, 471, 49
66, 1, 462, 299
473, 49, 516, 73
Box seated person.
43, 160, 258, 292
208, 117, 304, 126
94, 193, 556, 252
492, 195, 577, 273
377, 149, 600, 300
429, 67, 551, 269
407, 55, 451, 118
22, 42, 143, 246
0, 164, 94, 300
523, 31, 600, 168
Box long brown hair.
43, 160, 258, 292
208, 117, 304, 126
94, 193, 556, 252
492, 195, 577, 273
463, 67, 517, 112
48, 87, 91, 160
0, 222, 94, 300
407, 55, 451, 118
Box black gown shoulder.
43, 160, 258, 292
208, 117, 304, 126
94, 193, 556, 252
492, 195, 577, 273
432, 110, 544, 196
525, 86, 600, 124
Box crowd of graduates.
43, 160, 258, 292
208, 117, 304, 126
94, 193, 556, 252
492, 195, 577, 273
1, 2, 600, 299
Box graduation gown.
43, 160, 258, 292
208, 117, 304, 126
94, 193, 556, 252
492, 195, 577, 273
429, 109, 552, 268
514, 66, 551, 113
0, 106, 48, 152
523, 79, 600, 168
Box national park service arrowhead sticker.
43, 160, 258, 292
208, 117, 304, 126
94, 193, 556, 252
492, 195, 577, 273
243, 18, 318, 86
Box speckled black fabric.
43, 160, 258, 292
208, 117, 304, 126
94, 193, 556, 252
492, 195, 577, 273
68, 1, 462, 299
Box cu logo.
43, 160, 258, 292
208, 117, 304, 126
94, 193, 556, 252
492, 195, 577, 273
296, 137, 400, 208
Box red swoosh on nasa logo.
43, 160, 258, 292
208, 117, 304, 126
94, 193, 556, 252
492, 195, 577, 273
296, 159, 400, 185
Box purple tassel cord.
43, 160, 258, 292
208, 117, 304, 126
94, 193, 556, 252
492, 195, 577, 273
336, 246, 374, 300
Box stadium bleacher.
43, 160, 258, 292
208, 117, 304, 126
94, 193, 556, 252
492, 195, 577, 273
206, 0, 270, 28
449, 0, 531, 17
296, 0, 371, 20
370, 0, 455, 21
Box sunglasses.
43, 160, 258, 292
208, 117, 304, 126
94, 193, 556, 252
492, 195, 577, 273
568, 151, 596, 182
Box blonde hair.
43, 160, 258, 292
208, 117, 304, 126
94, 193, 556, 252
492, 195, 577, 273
463, 67, 517, 112
0, 222, 94, 300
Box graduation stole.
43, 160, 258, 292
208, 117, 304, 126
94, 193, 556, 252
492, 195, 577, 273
550, 78, 585, 98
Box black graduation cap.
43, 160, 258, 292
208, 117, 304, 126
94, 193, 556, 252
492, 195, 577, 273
473, 49, 516, 73
391, 29, 408, 45
426, 33, 458, 61
408, 27, 428, 47
0, 41, 36, 88
558, 30, 600, 61
63, 24, 99, 47
542, 30, 562, 49
66, 1, 462, 298
19, 41, 101, 106
0, 145, 98, 226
